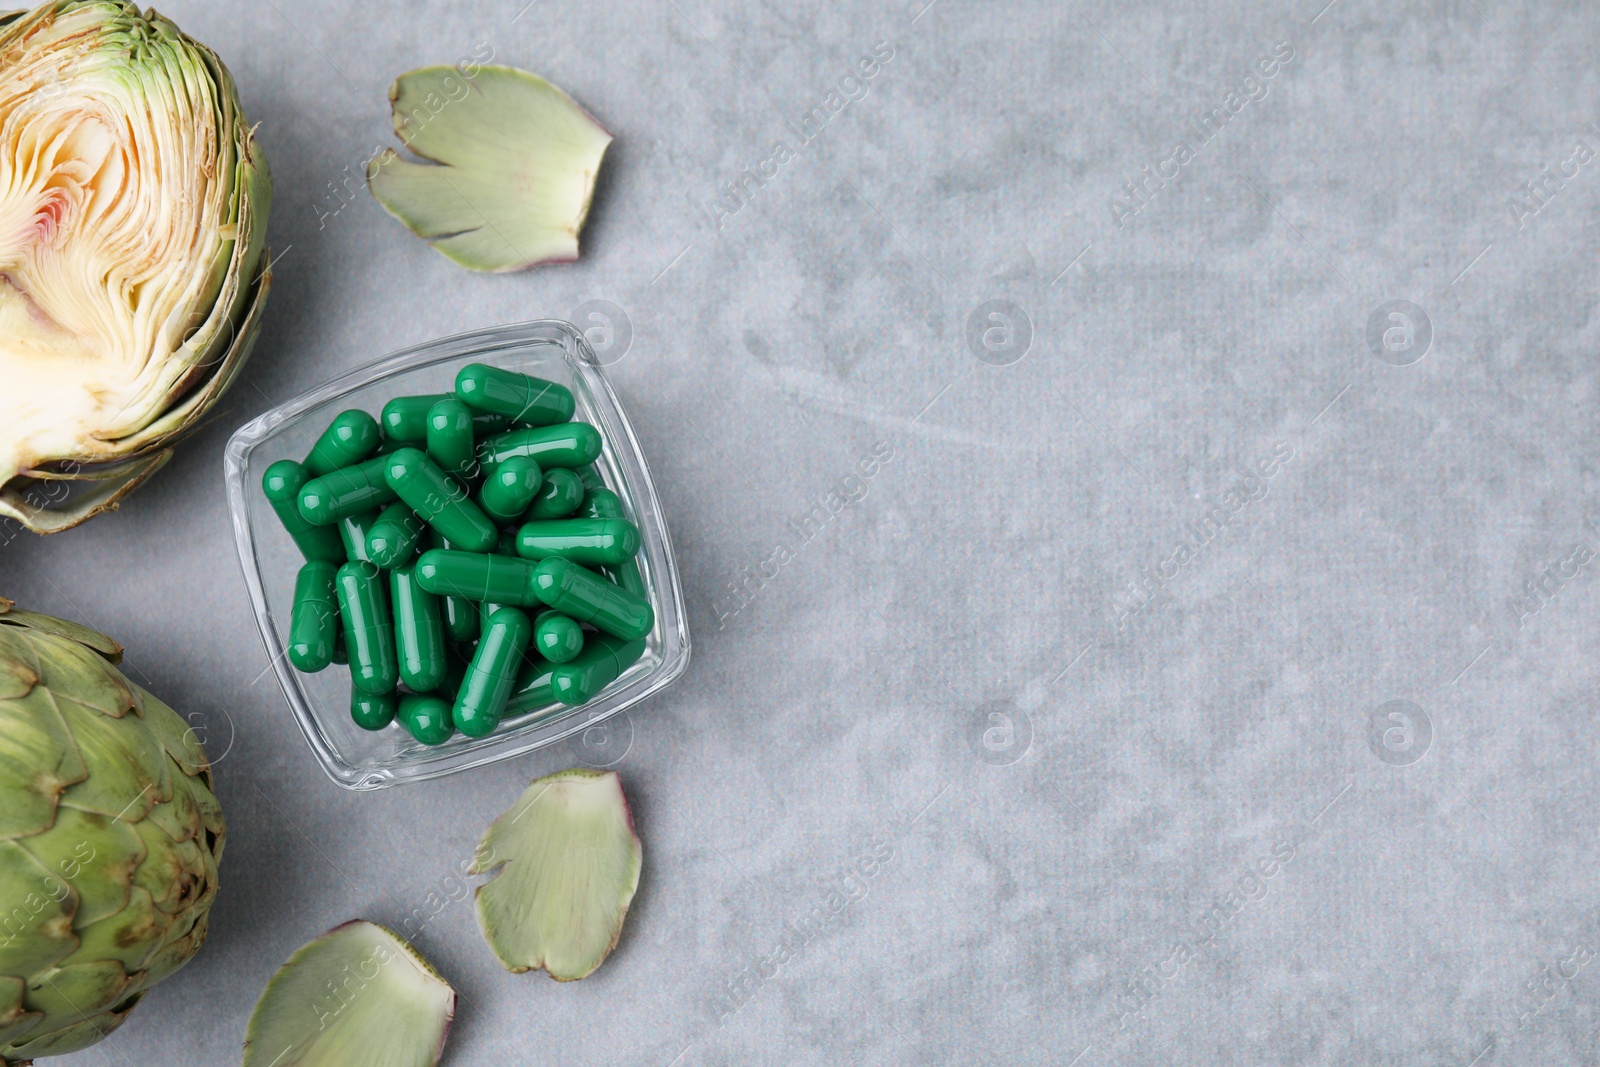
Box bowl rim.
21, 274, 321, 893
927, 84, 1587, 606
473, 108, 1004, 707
222, 318, 690, 790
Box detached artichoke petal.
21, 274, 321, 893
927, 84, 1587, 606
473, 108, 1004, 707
471, 768, 641, 981
244, 922, 455, 1067
368, 65, 611, 273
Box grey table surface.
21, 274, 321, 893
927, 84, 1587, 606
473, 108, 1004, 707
7, 0, 1600, 1063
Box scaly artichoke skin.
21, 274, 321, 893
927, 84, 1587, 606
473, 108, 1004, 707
0, 0, 273, 535
0, 598, 225, 1066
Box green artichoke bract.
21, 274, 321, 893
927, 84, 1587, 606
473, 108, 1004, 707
367, 65, 611, 273
0, 0, 272, 534
471, 768, 641, 982
244, 922, 455, 1067
0, 598, 225, 1066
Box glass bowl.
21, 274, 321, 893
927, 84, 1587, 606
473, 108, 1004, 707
223, 320, 690, 790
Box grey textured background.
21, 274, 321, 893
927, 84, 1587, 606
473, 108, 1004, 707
5, 0, 1599, 1063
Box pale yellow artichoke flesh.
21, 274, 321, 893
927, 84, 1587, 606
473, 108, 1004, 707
0, 1, 272, 533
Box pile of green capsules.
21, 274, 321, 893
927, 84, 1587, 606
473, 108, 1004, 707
261, 363, 652, 746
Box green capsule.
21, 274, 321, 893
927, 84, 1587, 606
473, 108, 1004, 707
454, 363, 575, 426
287, 561, 340, 672
608, 558, 646, 598
381, 394, 448, 443
414, 549, 540, 605
366, 503, 425, 568
601, 559, 646, 601
579, 488, 646, 596
550, 634, 646, 706
351, 690, 398, 731
515, 518, 639, 566
428, 531, 479, 642
427, 643, 473, 700
477, 423, 603, 475
578, 486, 622, 519
441, 591, 479, 642
506, 657, 559, 716
523, 467, 585, 520
298, 453, 399, 526
427, 398, 479, 480
338, 509, 382, 563
262, 460, 346, 562
398, 694, 455, 745
454, 607, 533, 737
304, 409, 381, 476
534, 612, 584, 663
479, 456, 544, 523
479, 600, 510, 633
383, 447, 498, 552
383, 394, 509, 443
575, 465, 606, 493
391, 565, 447, 692
334, 561, 398, 695
530, 557, 654, 639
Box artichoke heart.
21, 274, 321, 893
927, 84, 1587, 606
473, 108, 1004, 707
367, 65, 611, 273
471, 768, 641, 982
244, 922, 455, 1067
0, 0, 272, 533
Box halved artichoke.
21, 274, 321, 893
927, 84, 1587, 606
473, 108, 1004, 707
0, 0, 273, 533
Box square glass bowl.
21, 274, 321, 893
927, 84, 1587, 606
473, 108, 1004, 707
224, 320, 689, 790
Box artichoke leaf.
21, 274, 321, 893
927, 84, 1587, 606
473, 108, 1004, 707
244, 921, 455, 1067
367, 65, 611, 273
471, 768, 641, 981
0, 451, 174, 534
0, 628, 41, 701
60, 887, 161, 975
50, 696, 169, 824
0, 607, 121, 662
21, 960, 130, 1022
138, 908, 208, 988
135, 694, 212, 781
31, 636, 135, 718
0, 841, 78, 980
2, 988, 140, 1062
0, 686, 83, 839
0, 977, 41, 1047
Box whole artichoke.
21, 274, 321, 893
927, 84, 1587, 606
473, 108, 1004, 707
0, 0, 272, 533
0, 599, 224, 1065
